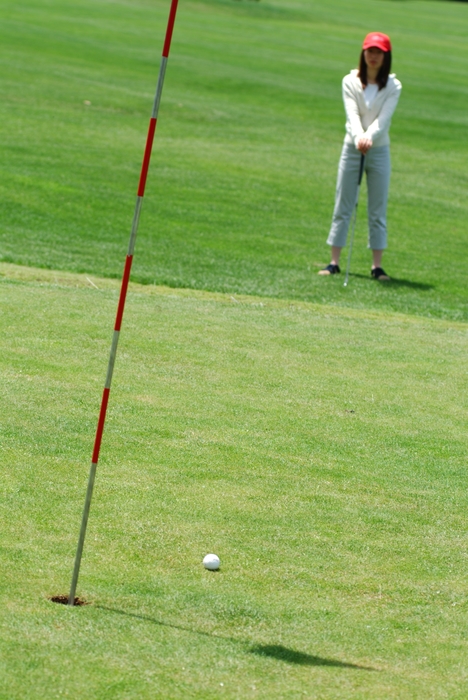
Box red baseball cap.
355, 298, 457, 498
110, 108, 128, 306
362, 32, 392, 53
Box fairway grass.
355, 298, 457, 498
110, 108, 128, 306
1, 263, 467, 699
1, 0, 468, 320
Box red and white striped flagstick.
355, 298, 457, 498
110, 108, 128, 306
68, 0, 180, 606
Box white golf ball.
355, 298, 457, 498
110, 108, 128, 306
203, 553, 220, 571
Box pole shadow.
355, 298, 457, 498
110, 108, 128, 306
249, 644, 375, 670
96, 605, 376, 672
96, 605, 219, 639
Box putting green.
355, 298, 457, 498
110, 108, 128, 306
1, 263, 467, 698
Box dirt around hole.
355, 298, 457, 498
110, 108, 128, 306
49, 595, 89, 606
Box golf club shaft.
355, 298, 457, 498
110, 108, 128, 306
343, 153, 365, 287
68, 0, 180, 606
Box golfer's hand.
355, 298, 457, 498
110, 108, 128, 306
357, 137, 372, 154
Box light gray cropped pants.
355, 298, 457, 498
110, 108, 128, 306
327, 143, 391, 250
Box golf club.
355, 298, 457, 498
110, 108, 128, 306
343, 153, 365, 287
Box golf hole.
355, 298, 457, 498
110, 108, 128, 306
49, 595, 88, 606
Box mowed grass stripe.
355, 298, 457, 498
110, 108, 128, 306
1, 264, 467, 698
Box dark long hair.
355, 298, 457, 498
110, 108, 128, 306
358, 50, 392, 90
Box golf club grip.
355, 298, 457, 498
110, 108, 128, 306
358, 154, 365, 185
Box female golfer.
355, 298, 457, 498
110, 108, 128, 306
319, 32, 401, 280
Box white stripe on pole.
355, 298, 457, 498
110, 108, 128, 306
152, 57, 168, 120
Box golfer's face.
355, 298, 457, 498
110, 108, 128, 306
364, 47, 385, 70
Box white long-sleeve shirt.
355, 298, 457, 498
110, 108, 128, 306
343, 69, 402, 148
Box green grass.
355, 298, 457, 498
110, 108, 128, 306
1, 263, 468, 698
2, 0, 468, 697
1, 0, 467, 319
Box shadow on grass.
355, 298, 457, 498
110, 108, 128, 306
249, 644, 373, 670
96, 606, 375, 672
97, 605, 223, 640
347, 273, 434, 290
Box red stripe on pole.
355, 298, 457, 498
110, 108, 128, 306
115, 255, 133, 331
92, 388, 110, 463
137, 118, 157, 197
162, 0, 179, 57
